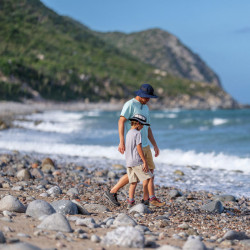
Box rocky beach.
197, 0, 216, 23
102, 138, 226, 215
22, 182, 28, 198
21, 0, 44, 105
0, 101, 249, 250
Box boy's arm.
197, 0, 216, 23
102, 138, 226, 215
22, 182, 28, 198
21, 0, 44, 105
118, 116, 127, 154
148, 127, 160, 157
137, 143, 149, 172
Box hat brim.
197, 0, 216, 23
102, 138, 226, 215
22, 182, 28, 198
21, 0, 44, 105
129, 118, 150, 126
134, 90, 158, 98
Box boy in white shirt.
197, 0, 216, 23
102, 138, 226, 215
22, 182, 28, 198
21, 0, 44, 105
125, 114, 165, 208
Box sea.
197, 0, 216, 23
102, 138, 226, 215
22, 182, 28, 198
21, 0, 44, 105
0, 108, 249, 197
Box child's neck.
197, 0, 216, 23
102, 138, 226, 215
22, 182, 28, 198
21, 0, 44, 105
131, 126, 139, 130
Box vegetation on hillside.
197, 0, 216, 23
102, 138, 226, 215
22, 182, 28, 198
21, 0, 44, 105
0, 0, 224, 102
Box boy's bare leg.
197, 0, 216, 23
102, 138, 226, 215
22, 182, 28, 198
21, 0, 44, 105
143, 169, 154, 200
110, 174, 129, 193
143, 178, 154, 200
129, 182, 137, 199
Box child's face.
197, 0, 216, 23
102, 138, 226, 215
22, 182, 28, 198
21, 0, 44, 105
137, 123, 144, 130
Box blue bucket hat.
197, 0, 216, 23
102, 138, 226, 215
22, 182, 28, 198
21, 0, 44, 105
134, 83, 158, 98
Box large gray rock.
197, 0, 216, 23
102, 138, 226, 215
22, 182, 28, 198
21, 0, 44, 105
222, 230, 249, 240
213, 195, 236, 202
51, 200, 78, 215
183, 236, 207, 250
37, 213, 72, 232
129, 203, 151, 214
83, 203, 110, 213
201, 200, 224, 213
113, 213, 137, 227
26, 200, 56, 219
0, 242, 41, 250
102, 226, 144, 248
0, 195, 26, 213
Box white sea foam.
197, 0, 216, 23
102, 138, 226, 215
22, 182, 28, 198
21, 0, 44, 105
13, 110, 85, 134
156, 149, 250, 173
212, 118, 228, 126
0, 141, 249, 173
152, 113, 177, 119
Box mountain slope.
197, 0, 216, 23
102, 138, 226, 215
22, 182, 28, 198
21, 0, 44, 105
0, 0, 238, 109
97, 29, 221, 86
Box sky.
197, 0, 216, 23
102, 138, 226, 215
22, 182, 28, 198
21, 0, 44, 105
41, 0, 250, 104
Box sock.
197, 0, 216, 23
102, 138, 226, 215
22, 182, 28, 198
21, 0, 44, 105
128, 198, 135, 202
149, 195, 156, 200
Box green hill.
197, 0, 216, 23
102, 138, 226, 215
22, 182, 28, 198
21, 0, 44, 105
0, 0, 238, 108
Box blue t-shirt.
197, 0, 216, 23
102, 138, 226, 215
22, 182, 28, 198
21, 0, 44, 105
120, 98, 150, 148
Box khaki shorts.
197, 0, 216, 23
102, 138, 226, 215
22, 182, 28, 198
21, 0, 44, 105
143, 145, 155, 170
127, 164, 154, 183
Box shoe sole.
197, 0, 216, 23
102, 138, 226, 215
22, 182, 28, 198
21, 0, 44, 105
149, 202, 166, 208
104, 192, 120, 207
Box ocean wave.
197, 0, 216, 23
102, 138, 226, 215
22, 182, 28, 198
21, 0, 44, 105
0, 141, 249, 173
212, 118, 228, 126
13, 111, 86, 134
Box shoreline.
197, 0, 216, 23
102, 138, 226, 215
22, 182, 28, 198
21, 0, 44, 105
1, 100, 250, 118
0, 151, 249, 249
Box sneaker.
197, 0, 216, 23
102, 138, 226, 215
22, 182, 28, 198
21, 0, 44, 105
141, 199, 149, 206
149, 197, 165, 207
127, 200, 135, 209
104, 191, 120, 206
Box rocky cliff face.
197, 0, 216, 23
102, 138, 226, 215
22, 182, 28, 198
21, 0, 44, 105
98, 28, 221, 87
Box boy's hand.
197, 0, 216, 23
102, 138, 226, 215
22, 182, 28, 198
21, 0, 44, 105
142, 162, 149, 173
154, 145, 160, 157
118, 142, 125, 154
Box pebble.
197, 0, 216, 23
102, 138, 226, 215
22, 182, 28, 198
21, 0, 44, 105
201, 200, 224, 213
213, 194, 236, 202
75, 217, 98, 228
46, 186, 62, 195
17, 233, 31, 238
182, 236, 207, 250
66, 187, 79, 196
37, 213, 73, 232
222, 230, 249, 240
16, 169, 31, 181
178, 223, 190, 230
26, 200, 56, 218
156, 245, 181, 250
113, 213, 137, 227
3, 210, 15, 217
91, 234, 101, 243
0, 242, 41, 250
11, 186, 24, 191
51, 200, 78, 215
128, 203, 151, 214
101, 226, 144, 248
0, 195, 26, 213
169, 189, 182, 199
0, 230, 6, 243
71, 199, 90, 215
83, 203, 110, 213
